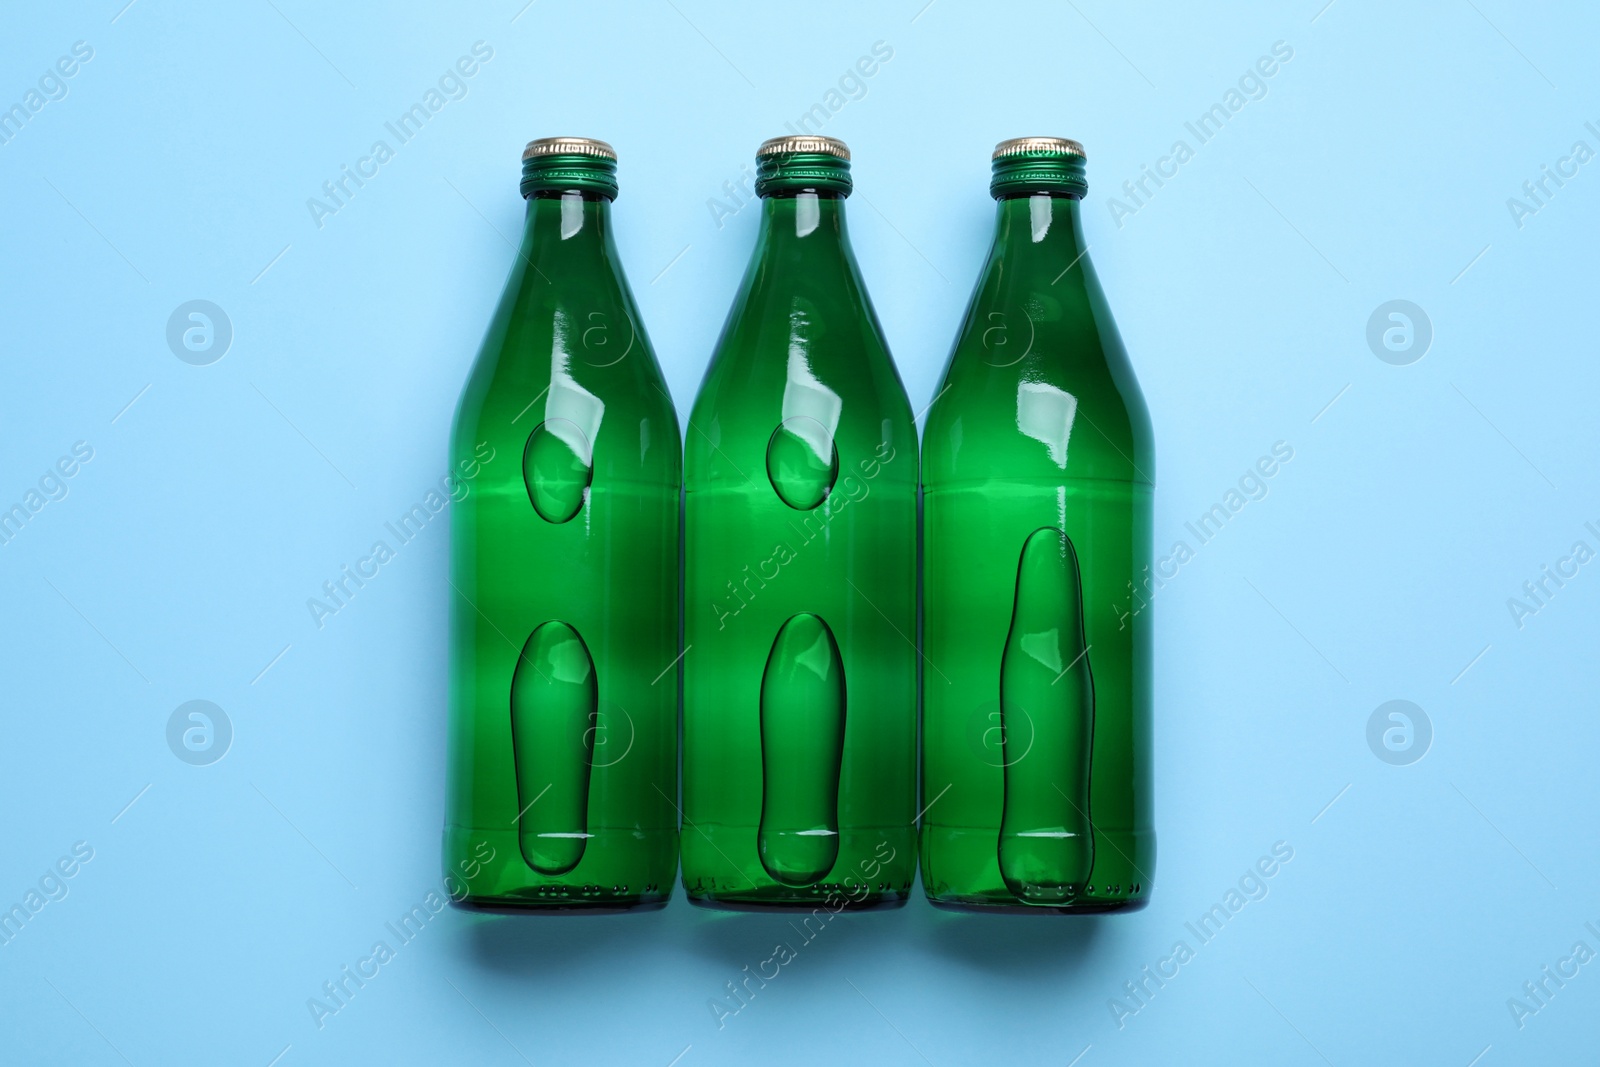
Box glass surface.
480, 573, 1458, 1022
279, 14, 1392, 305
444, 189, 681, 912
920, 191, 1155, 913
683, 189, 918, 910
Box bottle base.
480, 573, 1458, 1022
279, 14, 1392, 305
450, 894, 670, 916
442, 824, 677, 913
686, 890, 908, 913
681, 823, 916, 912
924, 893, 1148, 915
920, 824, 1154, 914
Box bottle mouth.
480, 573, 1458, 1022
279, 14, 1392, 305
990, 137, 1088, 200
755, 135, 852, 198
521, 136, 619, 200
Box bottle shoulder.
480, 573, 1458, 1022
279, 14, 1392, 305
685, 215, 916, 486
689, 273, 913, 431
462, 267, 674, 393
686, 328, 915, 489
923, 239, 1151, 474
452, 303, 680, 481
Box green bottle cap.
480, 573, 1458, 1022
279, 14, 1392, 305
521, 136, 619, 200
755, 135, 853, 198
990, 137, 1088, 199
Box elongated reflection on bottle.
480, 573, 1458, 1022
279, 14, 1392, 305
758, 612, 846, 886
509, 621, 596, 874
998, 528, 1095, 904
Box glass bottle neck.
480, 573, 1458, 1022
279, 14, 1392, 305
755, 192, 852, 250
518, 192, 616, 264
991, 194, 1087, 266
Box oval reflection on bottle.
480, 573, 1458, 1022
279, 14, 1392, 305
524, 419, 593, 523
765, 417, 838, 511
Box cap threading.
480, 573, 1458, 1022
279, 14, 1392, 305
520, 136, 619, 200
754, 135, 853, 198
990, 136, 1089, 199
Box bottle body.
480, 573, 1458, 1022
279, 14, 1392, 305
921, 186, 1154, 912
684, 182, 917, 909
444, 177, 681, 911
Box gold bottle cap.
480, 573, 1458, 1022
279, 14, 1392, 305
757, 135, 850, 161
993, 136, 1086, 160
522, 136, 617, 162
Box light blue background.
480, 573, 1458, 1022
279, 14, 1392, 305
3, 0, 1596, 1063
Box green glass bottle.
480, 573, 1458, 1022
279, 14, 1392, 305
444, 137, 680, 912
682, 136, 918, 909
921, 138, 1155, 913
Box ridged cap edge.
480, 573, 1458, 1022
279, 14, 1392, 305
993, 136, 1086, 161
523, 136, 617, 162
757, 135, 850, 161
